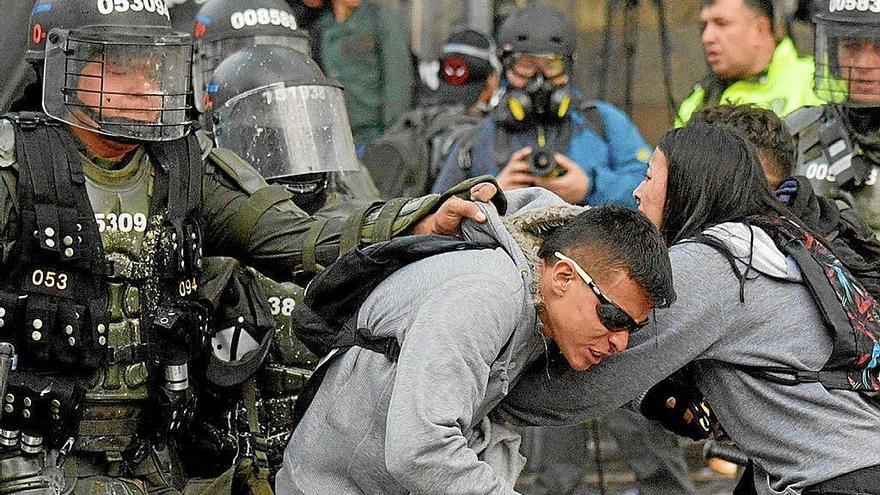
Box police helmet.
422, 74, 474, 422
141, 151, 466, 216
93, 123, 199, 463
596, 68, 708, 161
28, 0, 192, 141
207, 45, 359, 181
497, 6, 576, 62
192, 0, 310, 113
813, 2, 880, 107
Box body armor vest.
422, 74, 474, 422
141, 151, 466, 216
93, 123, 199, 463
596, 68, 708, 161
0, 112, 205, 456
789, 105, 880, 230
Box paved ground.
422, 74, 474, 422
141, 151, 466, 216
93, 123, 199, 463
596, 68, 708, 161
516, 429, 740, 495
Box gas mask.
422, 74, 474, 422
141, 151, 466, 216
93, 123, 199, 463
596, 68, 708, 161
503, 74, 572, 125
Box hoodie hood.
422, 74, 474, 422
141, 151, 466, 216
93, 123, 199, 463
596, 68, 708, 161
699, 222, 802, 282
462, 187, 585, 307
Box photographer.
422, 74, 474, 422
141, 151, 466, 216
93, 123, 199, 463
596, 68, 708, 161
431, 5, 652, 207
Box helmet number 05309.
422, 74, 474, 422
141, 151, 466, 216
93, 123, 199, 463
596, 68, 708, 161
97, 0, 171, 20
829, 0, 880, 13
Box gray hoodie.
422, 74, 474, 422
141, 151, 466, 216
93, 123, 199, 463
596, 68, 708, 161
494, 222, 880, 495
275, 189, 582, 495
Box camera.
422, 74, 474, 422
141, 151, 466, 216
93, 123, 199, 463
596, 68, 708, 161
529, 148, 563, 178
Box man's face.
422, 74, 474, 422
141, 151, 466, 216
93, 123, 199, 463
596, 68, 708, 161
700, 0, 771, 79
541, 258, 653, 371
838, 38, 880, 105
76, 54, 162, 125
634, 149, 669, 229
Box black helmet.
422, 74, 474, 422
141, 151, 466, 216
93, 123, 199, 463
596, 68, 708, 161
207, 45, 359, 181
497, 5, 576, 62
29, 0, 192, 141
192, 0, 310, 113
813, 2, 880, 107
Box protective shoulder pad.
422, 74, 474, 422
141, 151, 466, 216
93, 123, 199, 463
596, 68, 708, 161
195, 128, 215, 161
784, 106, 827, 136
0, 119, 16, 168
208, 147, 270, 195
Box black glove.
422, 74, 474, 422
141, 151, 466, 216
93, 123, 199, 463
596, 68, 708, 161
640, 371, 721, 441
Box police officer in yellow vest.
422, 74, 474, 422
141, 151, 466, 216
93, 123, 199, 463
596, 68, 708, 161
675, 0, 821, 126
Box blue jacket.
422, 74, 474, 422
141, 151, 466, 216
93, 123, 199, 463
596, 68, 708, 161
432, 100, 651, 207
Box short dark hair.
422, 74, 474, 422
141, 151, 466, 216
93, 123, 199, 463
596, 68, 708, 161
689, 104, 795, 185
701, 0, 774, 23
656, 122, 789, 245
538, 205, 676, 308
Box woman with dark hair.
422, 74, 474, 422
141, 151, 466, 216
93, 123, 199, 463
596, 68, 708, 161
495, 123, 880, 495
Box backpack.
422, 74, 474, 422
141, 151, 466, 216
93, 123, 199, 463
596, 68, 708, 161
700, 218, 880, 393
289, 235, 495, 428
362, 105, 481, 200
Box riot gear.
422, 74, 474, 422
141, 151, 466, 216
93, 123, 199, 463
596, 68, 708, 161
192, 0, 310, 113
813, 3, 880, 107
496, 5, 576, 62
206, 45, 359, 183
29, 0, 191, 141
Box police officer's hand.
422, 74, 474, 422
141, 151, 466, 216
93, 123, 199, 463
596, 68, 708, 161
412, 183, 497, 236
533, 153, 591, 205
496, 147, 536, 191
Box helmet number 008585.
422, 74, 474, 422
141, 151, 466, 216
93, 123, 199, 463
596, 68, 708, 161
229, 9, 298, 31
97, 0, 171, 20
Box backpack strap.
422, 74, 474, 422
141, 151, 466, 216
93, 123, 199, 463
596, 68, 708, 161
574, 98, 608, 142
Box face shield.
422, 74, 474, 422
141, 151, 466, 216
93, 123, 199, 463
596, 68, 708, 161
815, 19, 880, 107
42, 27, 192, 141
193, 34, 311, 113
212, 82, 359, 180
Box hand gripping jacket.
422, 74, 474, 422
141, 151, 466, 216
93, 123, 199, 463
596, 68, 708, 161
0, 112, 206, 453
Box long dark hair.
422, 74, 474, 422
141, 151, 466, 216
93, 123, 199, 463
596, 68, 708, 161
657, 123, 791, 246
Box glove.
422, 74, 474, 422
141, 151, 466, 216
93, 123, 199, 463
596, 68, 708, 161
640, 371, 721, 441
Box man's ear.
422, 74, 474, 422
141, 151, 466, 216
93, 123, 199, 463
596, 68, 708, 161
754, 14, 773, 38
550, 259, 575, 296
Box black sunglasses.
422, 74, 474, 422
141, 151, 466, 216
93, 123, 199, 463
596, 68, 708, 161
555, 251, 649, 333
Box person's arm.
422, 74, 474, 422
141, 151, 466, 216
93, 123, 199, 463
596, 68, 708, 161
377, 6, 412, 128
584, 103, 650, 208
493, 245, 729, 427
382, 269, 523, 495
200, 159, 505, 281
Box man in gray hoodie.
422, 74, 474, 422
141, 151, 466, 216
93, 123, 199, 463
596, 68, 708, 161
275, 189, 675, 494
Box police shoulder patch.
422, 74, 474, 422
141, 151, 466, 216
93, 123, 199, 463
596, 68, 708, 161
0, 119, 16, 168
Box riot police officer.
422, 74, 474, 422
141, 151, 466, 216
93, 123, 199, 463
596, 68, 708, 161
788, 3, 880, 230
0, 1, 500, 493
206, 45, 369, 218
193, 0, 381, 204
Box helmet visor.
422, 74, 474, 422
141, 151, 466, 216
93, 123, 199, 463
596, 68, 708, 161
815, 19, 880, 107
193, 35, 311, 113
212, 83, 359, 179
43, 27, 193, 141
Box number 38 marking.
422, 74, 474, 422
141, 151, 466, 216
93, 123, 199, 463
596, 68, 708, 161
268, 297, 295, 316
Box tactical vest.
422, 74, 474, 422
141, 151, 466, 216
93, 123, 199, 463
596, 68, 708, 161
0, 113, 205, 455
788, 105, 880, 231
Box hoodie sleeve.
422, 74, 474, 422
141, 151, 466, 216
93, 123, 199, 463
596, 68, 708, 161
383, 265, 524, 495
492, 244, 731, 427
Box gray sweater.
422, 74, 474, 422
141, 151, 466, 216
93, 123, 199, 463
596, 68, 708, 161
276, 189, 575, 494
495, 223, 880, 495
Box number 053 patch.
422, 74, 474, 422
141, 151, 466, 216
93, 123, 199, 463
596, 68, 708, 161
23, 268, 73, 298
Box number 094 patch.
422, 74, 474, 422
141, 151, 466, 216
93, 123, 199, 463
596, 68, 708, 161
96, 0, 171, 21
